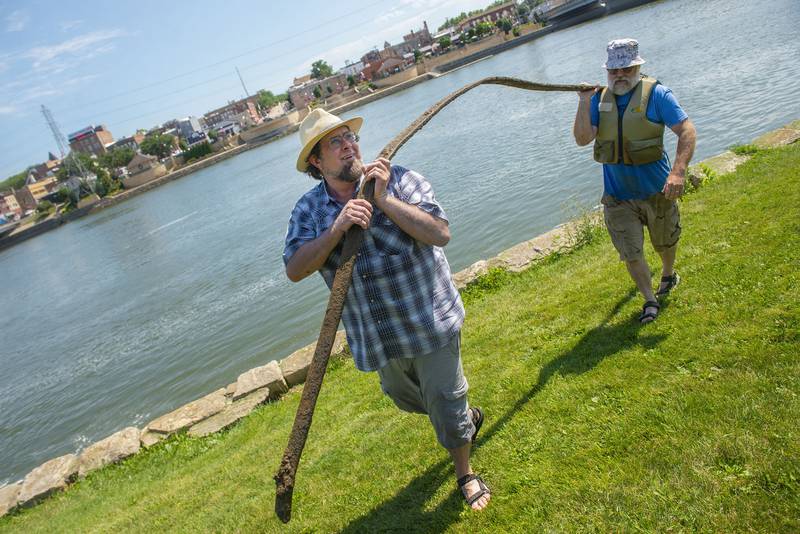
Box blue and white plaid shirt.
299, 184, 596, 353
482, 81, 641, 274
283, 165, 465, 372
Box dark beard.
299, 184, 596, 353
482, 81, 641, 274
337, 158, 364, 183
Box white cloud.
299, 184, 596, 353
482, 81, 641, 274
24, 29, 126, 69
0, 105, 17, 114
59, 20, 83, 32
5, 10, 29, 32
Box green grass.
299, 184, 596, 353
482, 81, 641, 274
3, 144, 799, 533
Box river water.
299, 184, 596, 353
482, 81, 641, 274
1, 0, 799, 484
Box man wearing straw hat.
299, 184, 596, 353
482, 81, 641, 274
573, 38, 697, 324
283, 108, 490, 510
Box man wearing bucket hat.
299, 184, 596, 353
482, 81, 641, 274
283, 108, 490, 510
573, 38, 697, 323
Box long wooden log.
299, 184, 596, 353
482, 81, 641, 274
274, 77, 597, 522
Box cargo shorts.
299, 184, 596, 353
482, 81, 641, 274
377, 332, 474, 450
602, 192, 682, 261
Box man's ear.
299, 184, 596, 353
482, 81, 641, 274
308, 154, 321, 171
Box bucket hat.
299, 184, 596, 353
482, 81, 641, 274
296, 108, 363, 172
603, 38, 646, 69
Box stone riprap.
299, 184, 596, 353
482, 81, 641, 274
146, 388, 228, 434
188, 388, 270, 438
0, 483, 21, 516
233, 361, 288, 400
279, 330, 347, 387
78, 427, 141, 477
1, 121, 796, 518
16, 454, 78, 508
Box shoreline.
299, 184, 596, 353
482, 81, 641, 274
2, 119, 798, 513
0, 0, 658, 253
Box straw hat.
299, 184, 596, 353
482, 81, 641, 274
603, 38, 646, 69
295, 108, 363, 172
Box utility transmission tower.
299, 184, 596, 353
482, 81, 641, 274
236, 66, 250, 97
42, 104, 95, 194
41, 104, 91, 188
41, 104, 70, 159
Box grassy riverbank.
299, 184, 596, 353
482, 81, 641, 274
2, 143, 798, 532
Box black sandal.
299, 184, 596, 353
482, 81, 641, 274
457, 473, 491, 508
469, 407, 484, 443
639, 300, 661, 324
656, 272, 680, 297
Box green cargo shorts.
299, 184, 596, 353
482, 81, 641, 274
601, 192, 682, 261
376, 333, 474, 450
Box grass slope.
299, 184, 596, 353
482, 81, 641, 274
2, 144, 798, 533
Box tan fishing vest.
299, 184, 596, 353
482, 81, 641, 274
593, 76, 665, 165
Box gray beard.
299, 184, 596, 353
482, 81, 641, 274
337, 159, 364, 183
609, 74, 640, 95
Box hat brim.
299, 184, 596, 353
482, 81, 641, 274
296, 116, 364, 172
603, 57, 646, 69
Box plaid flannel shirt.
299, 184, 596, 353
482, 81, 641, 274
283, 165, 465, 372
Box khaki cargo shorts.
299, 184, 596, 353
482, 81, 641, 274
376, 333, 474, 450
601, 192, 681, 261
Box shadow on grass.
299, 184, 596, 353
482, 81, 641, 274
341, 288, 668, 533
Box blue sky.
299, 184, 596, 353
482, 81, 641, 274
0, 0, 490, 179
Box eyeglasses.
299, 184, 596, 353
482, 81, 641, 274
607, 66, 637, 75
327, 132, 359, 150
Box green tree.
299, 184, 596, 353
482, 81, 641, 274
208, 129, 219, 142
517, 3, 530, 21
56, 152, 96, 181
140, 133, 176, 159
413, 49, 422, 63
475, 21, 492, 37
313, 86, 322, 99
311, 60, 333, 80
438, 35, 452, 50
497, 17, 513, 35
347, 75, 356, 87
98, 147, 135, 169
257, 90, 280, 109
0, 169, 29, 191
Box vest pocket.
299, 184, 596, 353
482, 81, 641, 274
625, 137, 663, 165
593, 139, 615, 163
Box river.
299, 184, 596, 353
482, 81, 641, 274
1, 0, 799, 484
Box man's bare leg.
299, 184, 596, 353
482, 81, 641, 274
657, 244, 678, 293
625, 257, 659, 322
449, 443, 490, 510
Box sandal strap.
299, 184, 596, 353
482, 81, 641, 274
458, 474, 491, 506
457, 473, 477, 487
643, 300, 661, 310
660, 273, 677, 283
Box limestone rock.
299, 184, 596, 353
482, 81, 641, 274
224, 381, 237, 397
17, 454, 78, 507
0, 482, 21, 517
188, 388, 269, 437
233, 361, 288, 400
279, 330, 347, 387
453, 260, 488, 289
753, 122, 800, 148
695, 151, 749, 177
147, 388, 227, 434
140, 429, 167, 448
78, 427, 141, 477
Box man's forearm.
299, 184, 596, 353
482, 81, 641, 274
285, 228, 343, 282
573, 99, 595, 146
377, 195, 450, 247
671, 120, 697, 176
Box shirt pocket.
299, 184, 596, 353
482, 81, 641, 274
370, 212, 415, 256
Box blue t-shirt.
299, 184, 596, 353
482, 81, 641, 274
590, 83, 688, 200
